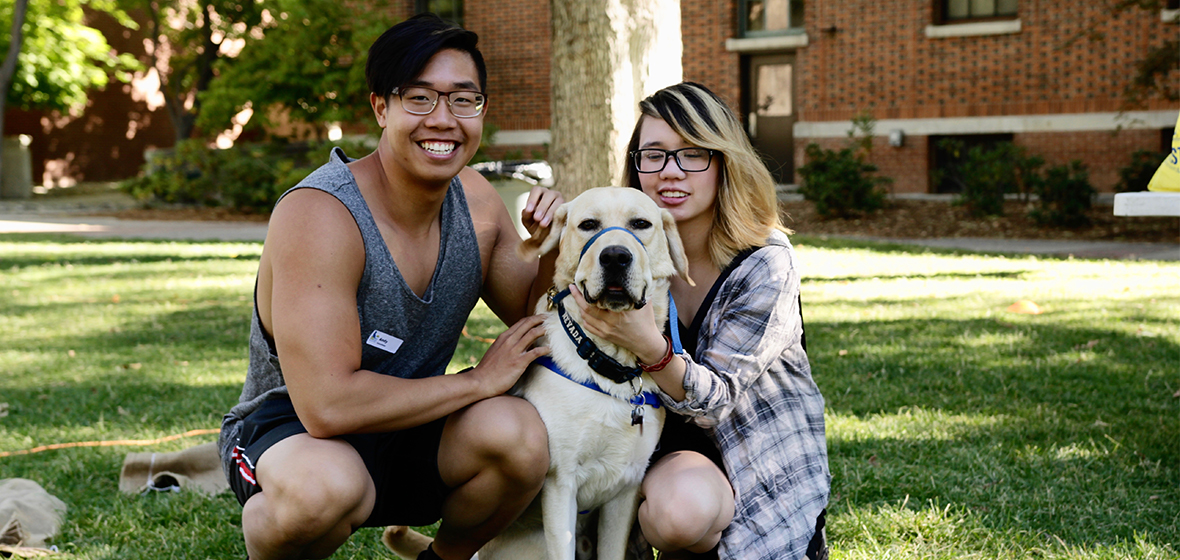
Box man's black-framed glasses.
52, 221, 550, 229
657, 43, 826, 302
631, 147, 716, 173
392, 86, 487, 118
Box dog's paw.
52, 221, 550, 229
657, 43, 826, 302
381, 525, 432, 559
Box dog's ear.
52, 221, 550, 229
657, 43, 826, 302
517, 204, 567, 260
661, 209, 694, 286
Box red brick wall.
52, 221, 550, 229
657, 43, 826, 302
1019, 128, 1165, 191
681, 0, 742, 111
793, 1, 1179, 192
467, 0, 551, 133
801, 136, 933, 193
797, 1, 1177, 122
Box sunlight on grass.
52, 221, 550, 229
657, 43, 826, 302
827, 407, 1009, 443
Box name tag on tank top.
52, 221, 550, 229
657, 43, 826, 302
366, 330, 403, 354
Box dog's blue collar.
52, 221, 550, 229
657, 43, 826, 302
550, 289, 643, 383
533, 355, 661, 409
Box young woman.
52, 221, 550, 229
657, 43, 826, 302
568, 81, 830, 560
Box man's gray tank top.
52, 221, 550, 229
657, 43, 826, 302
219, 147, 483, 457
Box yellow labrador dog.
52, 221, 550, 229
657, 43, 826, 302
384, 187, 691, 560
482, 186, 692, 560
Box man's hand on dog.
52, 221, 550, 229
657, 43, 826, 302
470, 314, 550, 397
521, 186, 564, 236
568, 284, 668, 366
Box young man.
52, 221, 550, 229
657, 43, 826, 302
217, 14, 562, 560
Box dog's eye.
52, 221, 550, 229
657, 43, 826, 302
578, 219, 600, 231
630, 218, 652, 230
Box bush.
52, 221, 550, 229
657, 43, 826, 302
935, 140, 1043, 217
122, 139, 372, 214
1030, 160, 1094, 228
123, 140, 220, 206
797, 143, 889, 218
796, 113, 891, 219
1117, 149, 1167, 193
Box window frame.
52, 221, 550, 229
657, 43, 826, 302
415, 0, 464, 27
739, 0, 807, 38
935, 0, 1019, 25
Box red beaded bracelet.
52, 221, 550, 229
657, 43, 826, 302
639, 335, 674, 372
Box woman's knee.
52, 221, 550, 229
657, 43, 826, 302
639, 493, 723, 551
639, 453, 733, 552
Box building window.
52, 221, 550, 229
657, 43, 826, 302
742, 0, 805, 37
1169, 0, 1179, 9
416, 0, 464, 27
940, 0, 1017, 22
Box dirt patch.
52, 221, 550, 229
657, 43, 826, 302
780, 199, 1179, 243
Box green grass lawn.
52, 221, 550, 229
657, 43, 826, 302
0, 233, 1176, 559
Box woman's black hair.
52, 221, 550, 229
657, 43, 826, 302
365, 13, 488, 99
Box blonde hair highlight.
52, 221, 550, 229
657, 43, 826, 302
622, 82, 784, 270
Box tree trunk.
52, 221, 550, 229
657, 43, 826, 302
0, 0, 31, 182
549, 0, 681, 198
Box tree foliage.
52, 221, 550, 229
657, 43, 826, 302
196, 0, 395, 138
0, 0, 139, 114
125, 0, 265, 141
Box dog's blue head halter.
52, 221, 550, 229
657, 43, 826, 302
579, 226, 646, 258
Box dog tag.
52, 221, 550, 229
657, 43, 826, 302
631, 406, 644, 426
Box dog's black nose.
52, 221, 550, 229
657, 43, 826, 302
599, 246, 632, 270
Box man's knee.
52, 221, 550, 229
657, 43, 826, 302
251, 439, 375, 539
445, 396, 549, 484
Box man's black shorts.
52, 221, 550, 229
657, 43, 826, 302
225, 396, 451, 528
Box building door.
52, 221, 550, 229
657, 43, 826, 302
745, 54, 796, 185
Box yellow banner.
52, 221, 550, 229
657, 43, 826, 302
1148, 111, 1180, 192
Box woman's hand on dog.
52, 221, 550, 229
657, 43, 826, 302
521, 186, 564, 236
470, 314, 550, 397
567, 285, 667, 366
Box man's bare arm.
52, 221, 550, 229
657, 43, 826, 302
460, 167, 561, 325
263, 189, 547, 438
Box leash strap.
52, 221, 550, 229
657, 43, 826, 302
534, 355, 661, 408
668, 296, 683, 354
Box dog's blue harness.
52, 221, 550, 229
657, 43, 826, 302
533, 355, 662, 409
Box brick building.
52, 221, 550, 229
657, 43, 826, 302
462, 0, 1178, 193
6, 0, 1177, 192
